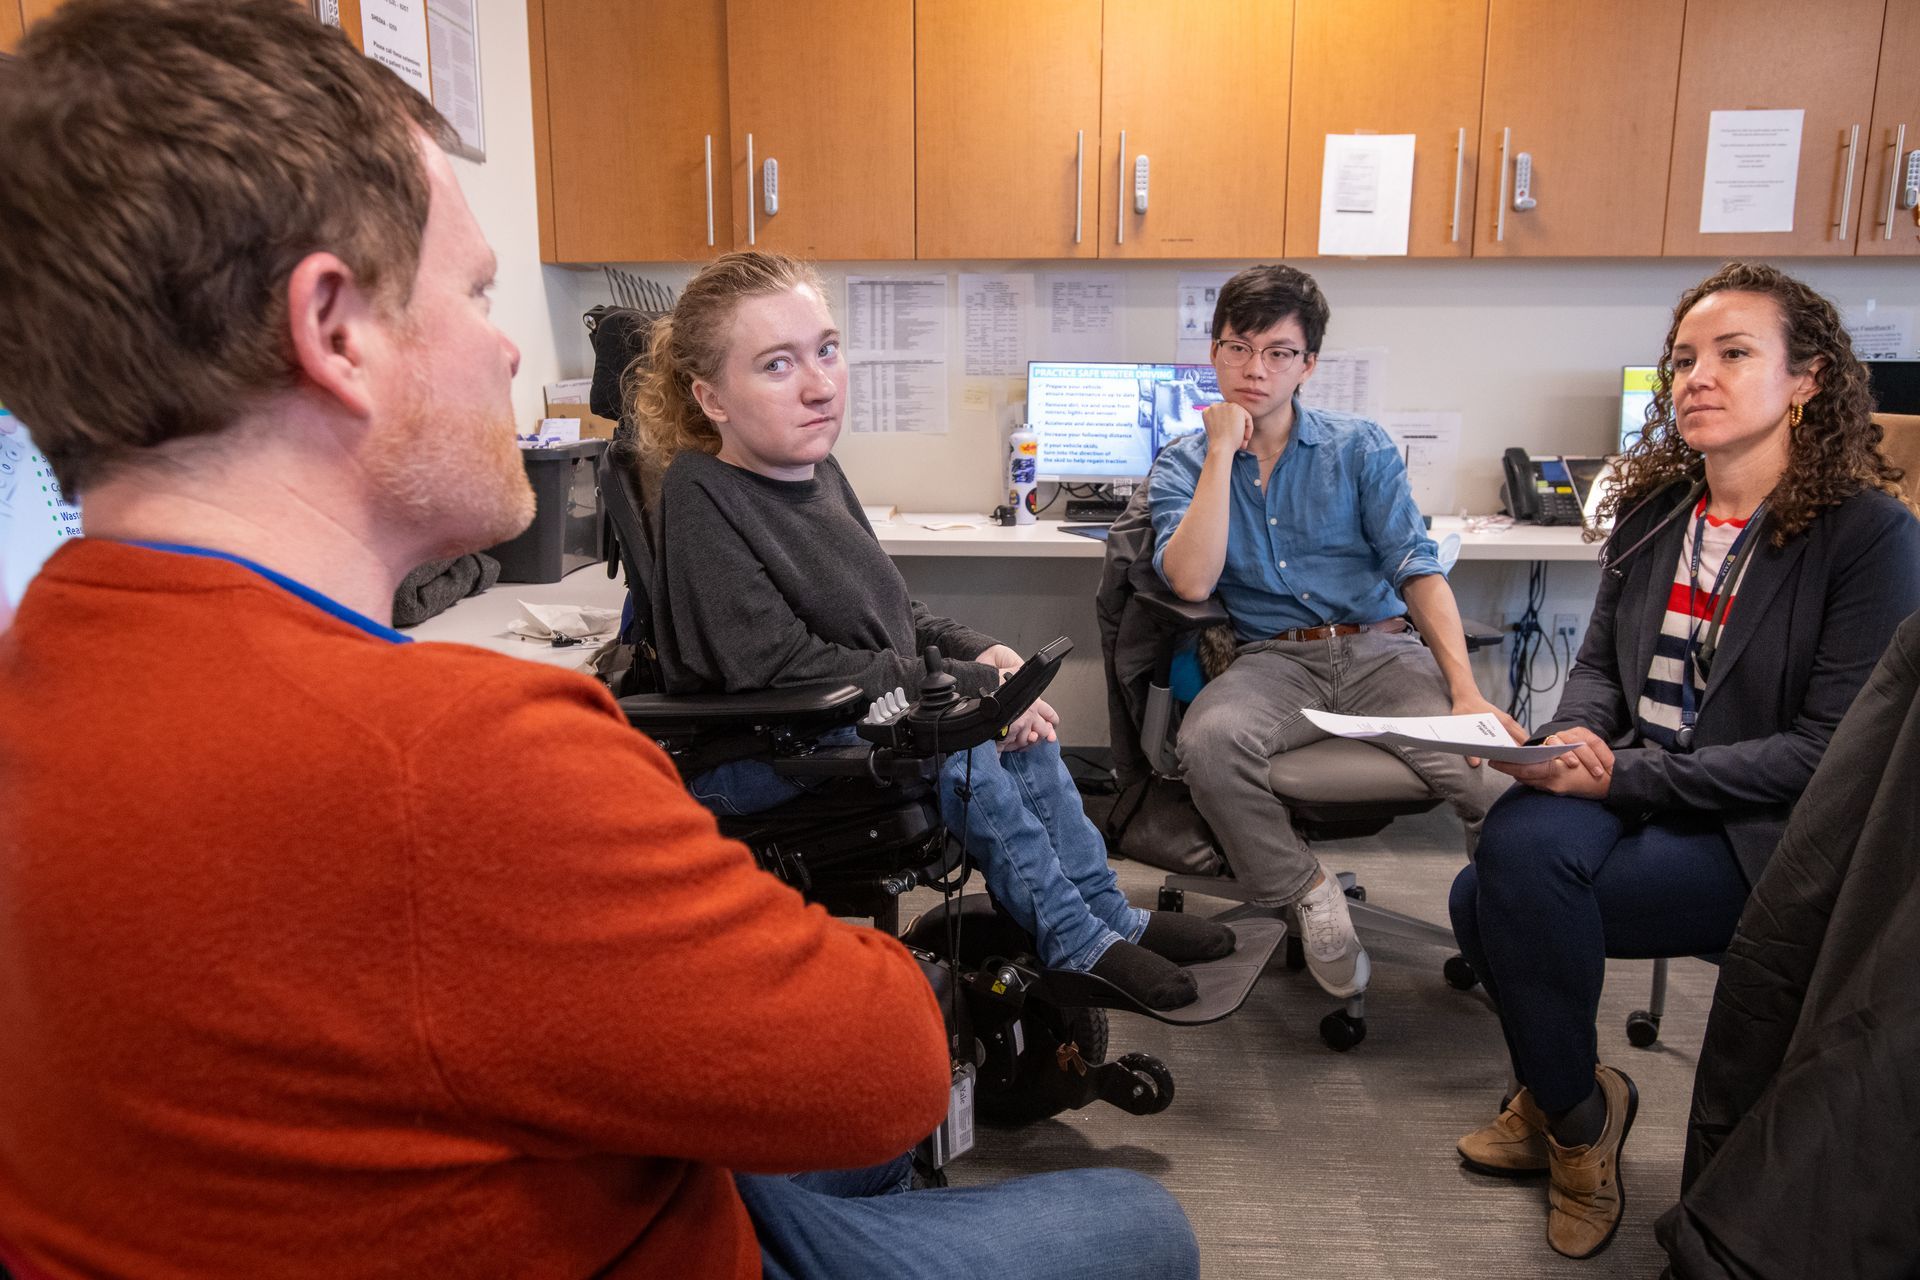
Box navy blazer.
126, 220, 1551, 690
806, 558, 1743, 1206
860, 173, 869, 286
1542, 481, 1920, 885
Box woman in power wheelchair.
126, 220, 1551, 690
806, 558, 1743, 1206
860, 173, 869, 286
630, 251, 1237, 1016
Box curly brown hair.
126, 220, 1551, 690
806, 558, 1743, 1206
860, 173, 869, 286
1598, 261, 1910, 545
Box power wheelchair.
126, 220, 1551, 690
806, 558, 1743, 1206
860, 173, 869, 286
594, 441, 1285, 1162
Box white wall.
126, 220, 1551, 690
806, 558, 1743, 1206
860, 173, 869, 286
554, 256, 1919, 514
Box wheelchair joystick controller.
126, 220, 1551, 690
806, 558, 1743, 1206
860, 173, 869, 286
917, 646, 959, 712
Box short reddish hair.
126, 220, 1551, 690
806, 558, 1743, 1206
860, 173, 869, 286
0, 0, 451, 495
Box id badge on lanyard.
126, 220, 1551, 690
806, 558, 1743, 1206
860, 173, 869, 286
1676, 504, 1763, 750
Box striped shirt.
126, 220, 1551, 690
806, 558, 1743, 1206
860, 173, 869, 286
1636, 500, 1749, 748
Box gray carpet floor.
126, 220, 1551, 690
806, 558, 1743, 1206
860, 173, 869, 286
916, 806, 1713, 1279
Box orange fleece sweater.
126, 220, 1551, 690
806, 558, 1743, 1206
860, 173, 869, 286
0, 541, 950, 1279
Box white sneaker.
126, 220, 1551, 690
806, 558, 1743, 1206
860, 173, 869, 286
1293, 869, 1371, 999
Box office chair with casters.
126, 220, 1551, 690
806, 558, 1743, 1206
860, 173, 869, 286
1126, 586, 1503, 1051
595, 449, 1285, 1151
1095, 476, 1502, 1051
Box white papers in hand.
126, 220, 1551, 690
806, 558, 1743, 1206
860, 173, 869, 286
1301, 708, 1572, 764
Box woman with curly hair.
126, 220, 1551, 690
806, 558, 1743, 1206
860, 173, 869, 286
1446, 261, 1920, 1260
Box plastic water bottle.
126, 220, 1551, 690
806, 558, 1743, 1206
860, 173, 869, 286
1007, 425, 1038, 525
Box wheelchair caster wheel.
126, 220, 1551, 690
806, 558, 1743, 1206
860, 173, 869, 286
1284, 935, 1306, 971
1113, 1052, 1175, 1115
1626, 1010, 1661, 1048
1319, 1010, 1366, 1052
1157, 886, 1185, 913
1443, 954, 1479, 991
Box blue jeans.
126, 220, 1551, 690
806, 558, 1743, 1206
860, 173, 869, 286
1449, 787, 1750, 1113
690, 736, 1145, 972
737, 1153, 1200, 1280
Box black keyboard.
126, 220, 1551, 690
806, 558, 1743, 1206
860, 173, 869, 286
1064, 499, 1128, 524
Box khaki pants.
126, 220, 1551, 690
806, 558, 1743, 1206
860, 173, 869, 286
1174, 628, 1492, 904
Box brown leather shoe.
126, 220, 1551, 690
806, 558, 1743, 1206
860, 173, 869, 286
1546, 1065, 1639, 1259
1456, 1086, 1548, 1176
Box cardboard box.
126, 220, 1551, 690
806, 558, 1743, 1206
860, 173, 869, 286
544, 378, 618, 440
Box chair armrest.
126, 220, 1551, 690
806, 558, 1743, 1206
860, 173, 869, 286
1460, 617, 1504, 654
1133, 583, 1231, 632
619, 683, 866, 734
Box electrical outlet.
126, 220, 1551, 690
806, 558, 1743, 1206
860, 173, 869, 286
1554, 613, 1579, 639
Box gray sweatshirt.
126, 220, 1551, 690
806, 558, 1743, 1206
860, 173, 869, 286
652, 451, 1000, 700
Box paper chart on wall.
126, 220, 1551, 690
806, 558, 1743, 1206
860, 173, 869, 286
847, 275, 949, 434
426, 0, 485, 161
1376, 412, 1461, 515
1174, 272, 1232, 363
1037, 274, 1122, 362
1299, 347, 1386, 418
1698, 109, 1804, 234
959, 273, 1034, 377
360, 0, 433, 99
1317, 134, 1415, 256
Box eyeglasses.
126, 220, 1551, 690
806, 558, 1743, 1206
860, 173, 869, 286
1213, 339, 1306, 372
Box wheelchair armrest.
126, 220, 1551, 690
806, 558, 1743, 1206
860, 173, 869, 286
619, 683, 867, 734
1461, 617, 1504, 653
1133, 584, 1232, 632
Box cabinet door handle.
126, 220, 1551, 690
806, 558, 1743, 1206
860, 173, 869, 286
1883, 123, 1908, 240
1496, 127, 1511, 243
1075, 129, 1085, 245
1836, 123, 1860, 241
746, 133, 756, 246
704, 134, 715, 248
1116, 129, 1127, 245
1450, 126, 1465, 243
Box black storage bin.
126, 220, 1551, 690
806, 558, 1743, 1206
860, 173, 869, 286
486, 438, 608, 583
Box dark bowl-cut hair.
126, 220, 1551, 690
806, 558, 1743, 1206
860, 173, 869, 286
1211, 264, 1331, 354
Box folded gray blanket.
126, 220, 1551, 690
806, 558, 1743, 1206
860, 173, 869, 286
391, 553, 501, 628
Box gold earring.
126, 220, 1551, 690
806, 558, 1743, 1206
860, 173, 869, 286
1788, 402, 1804, 431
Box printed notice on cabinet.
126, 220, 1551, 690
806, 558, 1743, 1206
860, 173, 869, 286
847, 275, 949, 434
1318, 135, 1415, 256
427, 0, 485, 161
361, 0, 433, 99
1699, 109, 1803, 234
1037, 274, 1122, 363
959, 273, 1033, 377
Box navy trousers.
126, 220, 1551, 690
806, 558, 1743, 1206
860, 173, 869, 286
1449, 787, 1750, 1113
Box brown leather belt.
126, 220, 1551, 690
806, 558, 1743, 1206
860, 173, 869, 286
1272, 616, 1411, 643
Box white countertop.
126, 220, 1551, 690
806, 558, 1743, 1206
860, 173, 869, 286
871, 515, 1602, 562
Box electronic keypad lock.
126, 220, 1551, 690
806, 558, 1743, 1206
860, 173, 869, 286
1512, 152, 1537, 211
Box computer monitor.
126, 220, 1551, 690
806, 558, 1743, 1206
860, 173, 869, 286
1, 407, 84, 629
1866, 360, 1920, 415
1619, 366, 1658, 453
1026, 361, 1220, 483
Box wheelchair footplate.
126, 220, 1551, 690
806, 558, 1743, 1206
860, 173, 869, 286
1034, 912, 1287, 1026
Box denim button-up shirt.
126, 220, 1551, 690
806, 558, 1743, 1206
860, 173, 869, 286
1148, 398, 1442, 642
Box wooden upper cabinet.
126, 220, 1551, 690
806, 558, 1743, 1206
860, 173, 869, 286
916, 0, 1101, 260
1285, 0, 1487, 259
2, 3, 24, 55
1858, 0, 1920, 257
535, 0, 730, 264
1099, 0, 1294, 259
1663, 0, 1886, 257
727, 0, 914, 259
1476, 0, 1685, 257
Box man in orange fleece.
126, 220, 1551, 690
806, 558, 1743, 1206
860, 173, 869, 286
0, 3, 1197, 1278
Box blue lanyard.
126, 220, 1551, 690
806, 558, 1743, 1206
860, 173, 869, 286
1678, 502, 1762, 733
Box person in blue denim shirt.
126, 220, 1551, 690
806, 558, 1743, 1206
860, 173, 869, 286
1149, 264, 1520, 1001
636, 251, 1236, 1018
